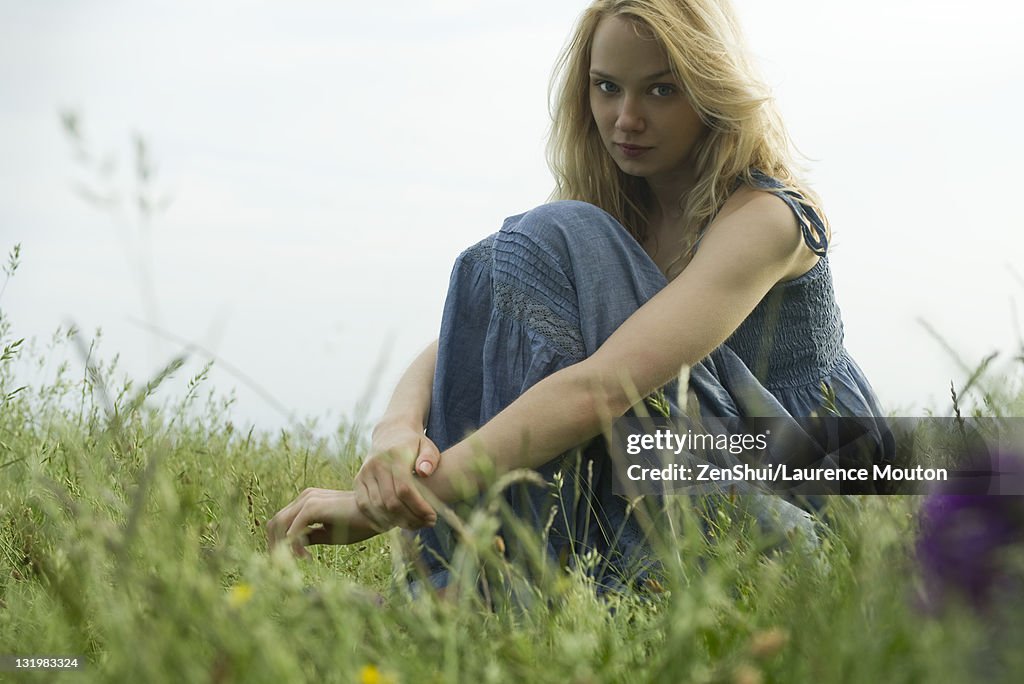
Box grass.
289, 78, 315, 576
2, 251, 1024, 683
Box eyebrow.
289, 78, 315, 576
589, 68, 674, 81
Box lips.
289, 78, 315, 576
616, 143, 652, 158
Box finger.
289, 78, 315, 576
377, 469, 429, 530
369, 470, 394, 528
377, 467, 413, 528
361, 462, 426, 530
355, 478, 378, 528
358, 474, 391, 532
392, 476, 437, 528
267, 496, 305, 551
285, 499, 321, 558
354, 456, 389, 501
414, 439, 441, 477
354, 477, 372, 520
270, 488, 327, 554
266, 513, 283, 551
353, 462, 370, 492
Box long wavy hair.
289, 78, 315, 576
547, 0, 827, 249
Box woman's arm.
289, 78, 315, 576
372, 338, 437, 442
353, 339, 443, 530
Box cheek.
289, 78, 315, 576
682, 106, 706, 136
671, 107, 705, 145
589, 99, 613, 134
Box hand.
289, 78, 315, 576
266, 488, 379, 558
354, 424, 441, 531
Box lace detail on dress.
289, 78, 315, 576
461, 235, 494, 265
455, 232, 587, 361
493, 280, 586, 361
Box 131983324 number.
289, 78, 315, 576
0, 656, 83, 671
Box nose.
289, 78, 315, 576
615, 94, 645, 133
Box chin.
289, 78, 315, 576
613, 159, 652, 178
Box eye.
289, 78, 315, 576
650, 84, 676, 97
593, 80, 620, 94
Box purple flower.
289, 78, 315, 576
916, 452, 1024, 613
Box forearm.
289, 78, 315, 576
330, 492, 382, 544
421, 361, 629, 503
373, 339, 437, 436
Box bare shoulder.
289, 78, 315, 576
703, 185, 819, 281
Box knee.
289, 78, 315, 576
522, 200, 611, 225
500, 201, 629, 263
515, 200, 622, 240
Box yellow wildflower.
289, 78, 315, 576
227, 583, 253, 608
358, 664, 396, 684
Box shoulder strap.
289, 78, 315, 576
747, 170, 829, 257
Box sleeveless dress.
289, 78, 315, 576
402, 171, 892, 595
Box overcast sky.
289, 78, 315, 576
2, 0, 1023, 436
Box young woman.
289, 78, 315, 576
267, 0, 891, 593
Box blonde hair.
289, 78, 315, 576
547, 0, 826, 247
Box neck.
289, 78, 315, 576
646, 166, 698, 228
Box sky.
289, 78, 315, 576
2, 0, 1023, 437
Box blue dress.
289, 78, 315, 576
403, 172, 891, 594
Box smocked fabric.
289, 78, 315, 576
727, 258, 844, 389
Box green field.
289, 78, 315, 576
2, 248, 1023, 683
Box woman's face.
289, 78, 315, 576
589, 15, 705, 187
